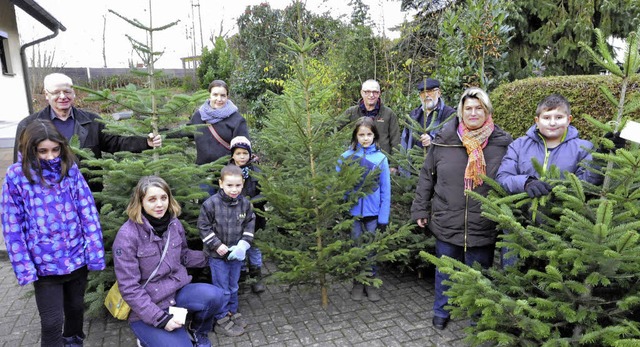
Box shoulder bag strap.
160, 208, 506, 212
207, 124, 231, 150
142, 229, 171, 288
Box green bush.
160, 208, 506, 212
491, 75, 640, 139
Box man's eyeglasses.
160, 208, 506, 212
46, 89, 74, 98
362, 90, 380, 96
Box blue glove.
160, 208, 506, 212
227, 240, 251, 261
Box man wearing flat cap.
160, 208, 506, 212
401, 78, 455, 150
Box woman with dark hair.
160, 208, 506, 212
190, 80, 250, 168
1, 120, 104, 346
411, 87, 513, 330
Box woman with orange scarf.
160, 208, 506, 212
410, 88, 512, 330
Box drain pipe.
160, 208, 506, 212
19, 28, 60, 114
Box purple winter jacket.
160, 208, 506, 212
113, 216, 207, 326
496, 124, 601, 194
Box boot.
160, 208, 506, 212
364, 284, 381, 302
249, 266, 266, 293
350, 281, 365, 301
62, 335, 84, 347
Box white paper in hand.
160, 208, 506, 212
620, 120, 640, 144
169, 306, 188, 325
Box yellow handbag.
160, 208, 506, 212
104, 281, 130, 320
105, 230, 171, 320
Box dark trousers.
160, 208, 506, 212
433, 239, 494, 318
33, 266, 88, 346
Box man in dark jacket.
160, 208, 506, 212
14, 73, 161, 163
401, 78, 456, 150
343, 79, 401, 157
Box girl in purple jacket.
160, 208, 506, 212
1, 120, 105, 346
113, 176, 224, 347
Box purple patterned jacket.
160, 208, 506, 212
1, 158, 105, 286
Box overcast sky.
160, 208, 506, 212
16, 0, 412, 69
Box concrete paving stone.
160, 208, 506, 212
352, 338, 388, 347
247, 329, 269, 346
312, 329, 344, 343
303, 319, 326, 334
292, 331, 315, 345
283, 340, 305, 347
379, 335, 404, 347
265, 330, 297, 344
367, 318, 401, 331
360, 327, 391, 340
338, 327, 365, 345
385, 325, 414, 342
319, 319, 352, 332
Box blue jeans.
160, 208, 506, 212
131, 283, 223, 347
434, 239, 495, 318
352, 217, 379, 276
247, 246, 263, 267
209, 258, 242, 320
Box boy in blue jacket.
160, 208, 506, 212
496, 93, 623, 266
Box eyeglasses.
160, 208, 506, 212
362, 90, 380, 96
46, 88, 74, 98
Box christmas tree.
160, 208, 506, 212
421, 28, 640, 345
255, 37, 411, 308
77, 3, 217, 316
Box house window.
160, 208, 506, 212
0, 31, 14, 76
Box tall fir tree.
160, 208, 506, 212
77, 2, 216, 316
255, 37, 411, 308
421, 27, 640, 346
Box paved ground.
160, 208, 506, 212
0, 147, 471, 346
0, 256, 470, 347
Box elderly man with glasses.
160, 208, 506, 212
14, 73, 161, 164
343, 79, 401, 158
401, 78, 456, 151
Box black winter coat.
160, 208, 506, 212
410, 118, 512, 248
14, 106, 150, 162
190, 109, 249, 165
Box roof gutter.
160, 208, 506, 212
19, 29, 60, 114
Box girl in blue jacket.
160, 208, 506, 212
338, 117, 391, 302
1, 120, 105, 346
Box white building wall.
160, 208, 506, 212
0, 0, 29, 146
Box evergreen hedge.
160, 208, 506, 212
491, 75, 640, 139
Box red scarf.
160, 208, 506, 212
457, 116, 495, 191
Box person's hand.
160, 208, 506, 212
147, 133, 162, 148
416, 218, 428, 228
227, 240, 250, 261
216, 244, 229, 256
390, 167, 398, 175
604, 131, 625, 150
524, 178, 552, 198
419, 134, 432, 147
164, 317, 183, 332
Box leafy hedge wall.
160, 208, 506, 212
490, 75, 640, 139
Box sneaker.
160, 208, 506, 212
214, 316, 245, 337
351, 283, 365, 301
136, 339, 143, 347
229, 312, 248, 328
194, 332, 212, 347
365, 285, 381, 302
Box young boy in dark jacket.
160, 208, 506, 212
198, 164, 255, 337
229, 136, 267, 293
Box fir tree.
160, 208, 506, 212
77, 2, 217, 316
421, 27, 640, 346
255, 37, 411, 308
